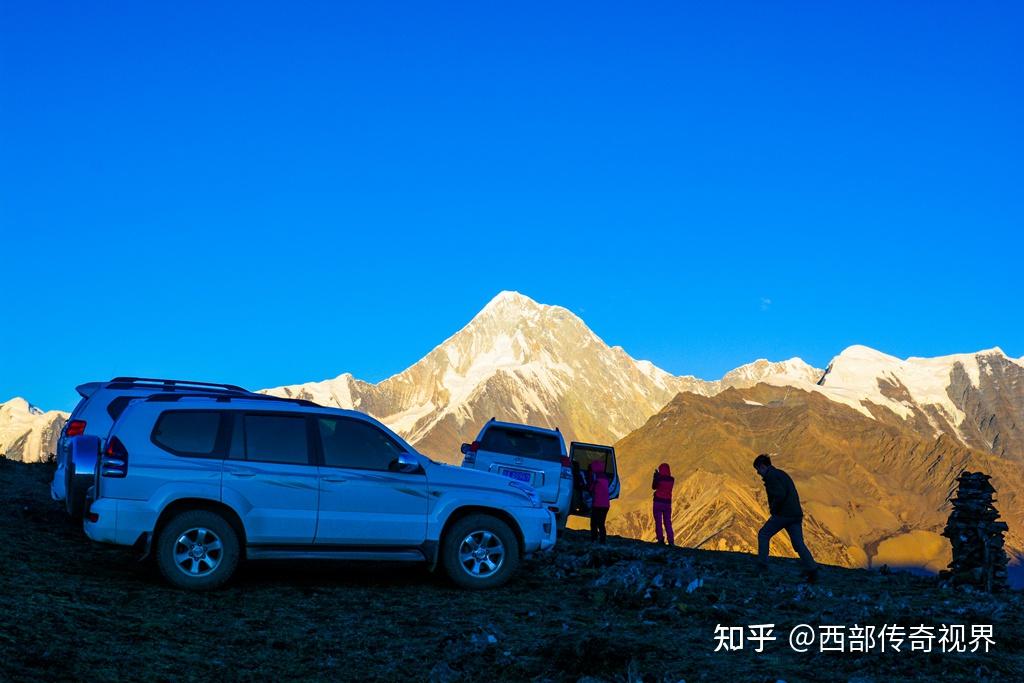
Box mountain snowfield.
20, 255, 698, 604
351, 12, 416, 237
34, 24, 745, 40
760, 344, 1024, 459
0, 398, 66, 463
263, 291, 827, 461
265, 291, 1022, 467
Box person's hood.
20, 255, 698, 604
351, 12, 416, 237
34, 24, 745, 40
589, 460, 605, 474
658, 463, 671, 476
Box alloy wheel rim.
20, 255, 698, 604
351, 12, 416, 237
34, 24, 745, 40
458, 530, 505, 578
173, 527, 223, 577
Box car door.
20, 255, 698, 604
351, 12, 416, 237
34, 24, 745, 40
568, 442, 619, 516
313, 415, 428, 547
221, 411, 319, 545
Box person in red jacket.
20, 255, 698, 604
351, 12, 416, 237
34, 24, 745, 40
588, 460, 611, 544
651, 463, 675, 545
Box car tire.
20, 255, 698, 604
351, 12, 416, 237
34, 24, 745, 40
65, 481, 86, 519
155, 510, 240, 591
441, 514, 520, 590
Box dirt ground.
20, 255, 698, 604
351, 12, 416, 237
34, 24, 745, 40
1, 459, 1022, 682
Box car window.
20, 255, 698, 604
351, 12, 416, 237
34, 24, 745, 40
318, 417, 405, 470
571, 445, 615, 481
107, 396, 140, 421
152, 411, 224, 457
480, 427, 563, 461
244, 414, 310, 465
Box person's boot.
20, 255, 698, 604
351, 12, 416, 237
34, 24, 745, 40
802, 568, 819, 584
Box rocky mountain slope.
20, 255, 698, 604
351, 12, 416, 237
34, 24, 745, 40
264, 291, 823, 461
4, 459, 1022, 682
761, 345, 1024, 461
608, 383, 1024, 575
0, 398, 66, 463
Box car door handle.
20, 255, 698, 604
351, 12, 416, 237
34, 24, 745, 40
322, 476, 347, 483
229, 472, 256, 478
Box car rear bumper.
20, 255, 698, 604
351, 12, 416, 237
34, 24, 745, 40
84, 497, 157, 546
516, 507, 558, 553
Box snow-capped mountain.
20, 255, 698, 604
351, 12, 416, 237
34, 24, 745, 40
0, 398, 67, 463
265, 291, 718, 461
266, 292, 829, 461
717, 357, 824, 391
759, 344, 1024, 459
265, 292, 1023, 466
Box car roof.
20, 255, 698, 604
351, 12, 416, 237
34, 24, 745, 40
481, 419, 562, 437
118, 395, 411, 444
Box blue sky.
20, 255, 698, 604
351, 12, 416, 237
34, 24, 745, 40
2, 1, 1022, 411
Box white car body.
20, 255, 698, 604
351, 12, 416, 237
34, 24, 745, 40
84, 395, 555, 588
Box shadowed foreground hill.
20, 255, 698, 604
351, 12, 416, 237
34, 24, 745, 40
2, 460, 1023, 682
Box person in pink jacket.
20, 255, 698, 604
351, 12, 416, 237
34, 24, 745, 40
588, 460, 611, 544
651, 463, 675, 545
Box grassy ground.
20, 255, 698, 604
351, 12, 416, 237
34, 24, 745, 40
1, 458, 1022, 682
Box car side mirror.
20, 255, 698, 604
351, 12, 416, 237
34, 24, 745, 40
391, 452, 423, 474
460, 443, 471, 455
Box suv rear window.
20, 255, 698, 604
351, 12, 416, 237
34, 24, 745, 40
480, 427, 563, 461
152, 411, 224, 457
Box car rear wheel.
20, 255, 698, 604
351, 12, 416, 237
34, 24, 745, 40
441, 514, 520, 590
156, 510, 240, 591
64, 463, 86, 519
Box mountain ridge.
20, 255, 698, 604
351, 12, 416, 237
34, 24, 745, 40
263, 291, 827, 461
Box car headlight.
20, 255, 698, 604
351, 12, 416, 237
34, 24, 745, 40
508, 480, 540, 507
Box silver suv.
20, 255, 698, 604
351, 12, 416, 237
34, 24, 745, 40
83, 393, 556, 590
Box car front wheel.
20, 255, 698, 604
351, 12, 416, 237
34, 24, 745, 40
155, 510, 240, 591
441, 514, 520, 590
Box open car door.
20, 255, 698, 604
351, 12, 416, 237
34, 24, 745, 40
568, 442, 619, 516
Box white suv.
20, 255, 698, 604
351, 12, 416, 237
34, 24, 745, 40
460, 419, 620, 528
83, 393, 556, 590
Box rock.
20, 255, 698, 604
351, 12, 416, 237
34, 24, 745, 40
941, 471, 1010, 592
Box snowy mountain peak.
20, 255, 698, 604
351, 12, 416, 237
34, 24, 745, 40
0, 397, 67, 463
265, 292, 696, 460
475, 290, 547, 319
834, 344, 900, 363
721, 357, 823, 387
1, 397, 35, 415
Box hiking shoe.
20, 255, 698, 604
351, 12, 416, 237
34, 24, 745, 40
802, 569, 819, 584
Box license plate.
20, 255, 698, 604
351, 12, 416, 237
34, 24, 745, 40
501, 469, 532, 483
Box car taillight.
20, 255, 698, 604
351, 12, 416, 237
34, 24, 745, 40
100, 437, 129, 478
66, 420, 87, 437
560, 456, 573, 480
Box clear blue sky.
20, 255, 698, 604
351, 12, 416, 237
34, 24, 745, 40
2, 1, 1022, 411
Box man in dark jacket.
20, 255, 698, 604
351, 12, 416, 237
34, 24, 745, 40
753, 454, 818, 582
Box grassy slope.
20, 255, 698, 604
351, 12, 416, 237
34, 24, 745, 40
1, 459, 1022, 682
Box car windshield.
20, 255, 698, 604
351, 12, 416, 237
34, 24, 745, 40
480, 427, 562, 461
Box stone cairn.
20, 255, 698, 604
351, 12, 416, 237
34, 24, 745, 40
941, 471, 1009, 592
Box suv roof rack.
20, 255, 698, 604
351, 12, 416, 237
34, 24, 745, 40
108, 377, 250, 393
142, 392, 321, 408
